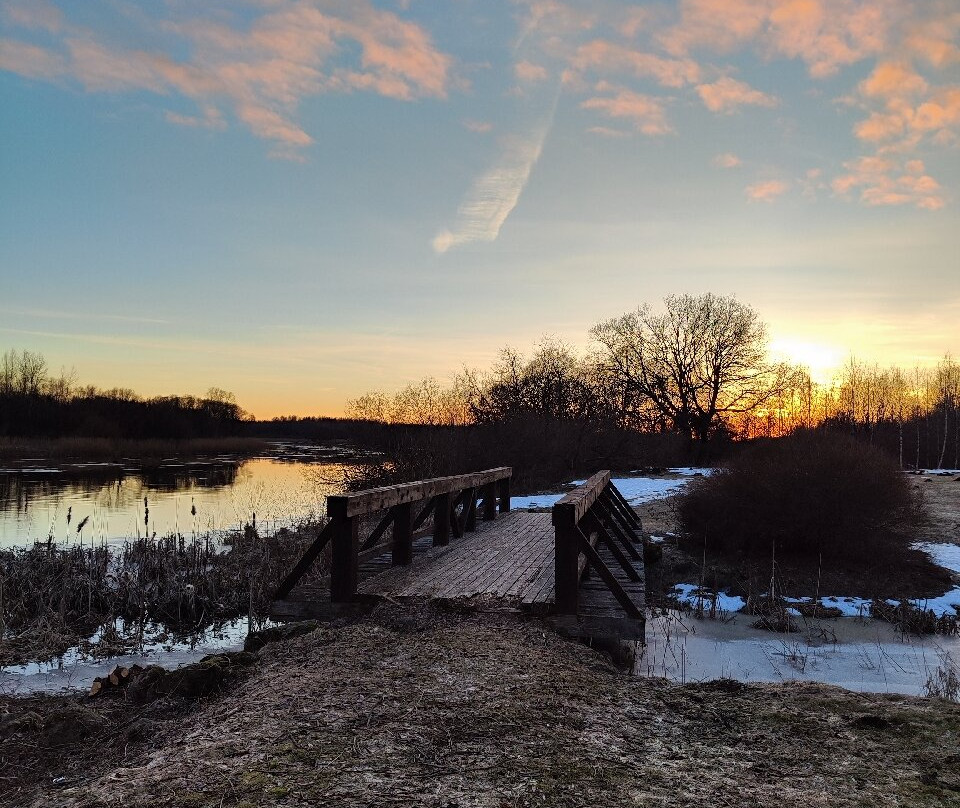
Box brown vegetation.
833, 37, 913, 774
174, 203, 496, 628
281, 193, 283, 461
3, 605, 960, 808
0, 524, 326, 667
677, 430, 922, 561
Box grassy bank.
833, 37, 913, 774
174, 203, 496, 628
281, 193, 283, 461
3, 605, 959, 807
0, 524, 327, 667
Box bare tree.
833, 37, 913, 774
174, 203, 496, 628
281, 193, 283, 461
591, 294, 790, 453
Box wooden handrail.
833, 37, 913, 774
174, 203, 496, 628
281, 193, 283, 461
328, 467, 512, 518
275, 467, 513, 604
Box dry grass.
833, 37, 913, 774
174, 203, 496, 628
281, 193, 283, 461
0, 524, 326, 666
4, 605, 960, 807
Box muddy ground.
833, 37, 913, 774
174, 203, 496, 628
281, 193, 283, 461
641, 473, 960, 607
2, 605, 960, 808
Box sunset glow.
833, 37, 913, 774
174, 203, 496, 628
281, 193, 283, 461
1, 0, 957, 417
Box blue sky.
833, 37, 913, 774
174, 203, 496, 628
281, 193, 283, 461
1, 0, 958, 417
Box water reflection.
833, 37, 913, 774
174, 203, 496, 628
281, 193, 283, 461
0, 444, 355, 548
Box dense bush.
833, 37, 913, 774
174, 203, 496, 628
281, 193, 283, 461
677, 430, 922, 561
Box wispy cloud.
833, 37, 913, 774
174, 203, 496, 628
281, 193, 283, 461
0, 0, 453, 157
433, 91, 559, 253
696, 76, 778, 113
580, 84, 672, 134
712, 152, 741, 168
831, 156, 945, 210
745, 179, 790, 202
432, 4, 565, 254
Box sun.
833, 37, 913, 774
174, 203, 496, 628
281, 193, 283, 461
768, 338, 843, 385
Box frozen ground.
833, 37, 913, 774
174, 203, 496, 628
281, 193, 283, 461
510, 469, 711, 510
639, 608, 960, 696
0, 618, 253, 695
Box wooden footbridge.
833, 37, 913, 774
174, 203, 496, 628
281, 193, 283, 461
271, 467, 646, 641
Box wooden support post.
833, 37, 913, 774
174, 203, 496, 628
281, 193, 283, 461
330, 515, 359, 602
433, 492, 451, 546
392, 502, 413, 566
553, 504, 579, 614
482, 483, 497, 520
465, 488, 477, 532
497, 477, 511, 513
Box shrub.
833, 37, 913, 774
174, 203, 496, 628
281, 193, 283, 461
677, 430, 922, 561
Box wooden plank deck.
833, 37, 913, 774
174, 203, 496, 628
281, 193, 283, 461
272, 510, 645, 640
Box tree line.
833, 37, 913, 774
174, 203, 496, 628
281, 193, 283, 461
0, 349, 249, 439
348, 294, 959, 470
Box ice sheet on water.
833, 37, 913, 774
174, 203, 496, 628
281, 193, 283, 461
673, 583, 746, 613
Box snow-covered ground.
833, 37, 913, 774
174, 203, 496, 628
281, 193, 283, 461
0, 618, 254, 695
510, 469, 712, 510
640, 609, 959, 695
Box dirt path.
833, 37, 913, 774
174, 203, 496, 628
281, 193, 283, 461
4, 605, 958, 808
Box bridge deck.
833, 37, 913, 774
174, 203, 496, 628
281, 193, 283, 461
272, 510, 645, 639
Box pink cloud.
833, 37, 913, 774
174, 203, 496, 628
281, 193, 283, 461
0, 0, 453, 153
831, 155, 945, 210
659, 0, 894, 78
697, 76, 778, 113
712, 152, 741, 168
462, 119, 493, 133
515, 60, 548, 82
580, 86, 672, 135
0, 38, 65, 79
859, 61, 928, 99
165, 106, 227, 130
745, 179, 790, 202
587, 125, 630, 137
3, 0, 63, 33
572, 39, 700, 87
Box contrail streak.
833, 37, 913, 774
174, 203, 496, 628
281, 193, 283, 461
433, 82, 560, 254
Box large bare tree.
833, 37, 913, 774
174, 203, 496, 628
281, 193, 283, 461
591, 294, 790, 450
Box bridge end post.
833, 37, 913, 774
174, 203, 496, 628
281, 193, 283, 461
329, 510, 359, 603
392, 502, 413, 565
553, 502, 579, 614
497, 477, 511, 514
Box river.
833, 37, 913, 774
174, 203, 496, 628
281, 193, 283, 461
0, 442, 359, 549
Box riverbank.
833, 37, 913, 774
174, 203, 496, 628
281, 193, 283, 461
0, 436, 271, 466
3, 603, 959, 807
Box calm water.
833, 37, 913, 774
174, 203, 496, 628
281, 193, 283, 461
0, 443, 359, 548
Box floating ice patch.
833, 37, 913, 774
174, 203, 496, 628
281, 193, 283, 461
673, 583, 746, 613
668, 467, 719, 477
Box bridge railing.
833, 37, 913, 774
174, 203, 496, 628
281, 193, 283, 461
552, 471, 644, 619
274, 467, 512, 602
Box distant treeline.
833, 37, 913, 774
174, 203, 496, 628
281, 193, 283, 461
0, 349, 381, 443
4, 290, 959, 479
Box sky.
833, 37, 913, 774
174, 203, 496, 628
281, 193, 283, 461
0, 0, 958, 418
